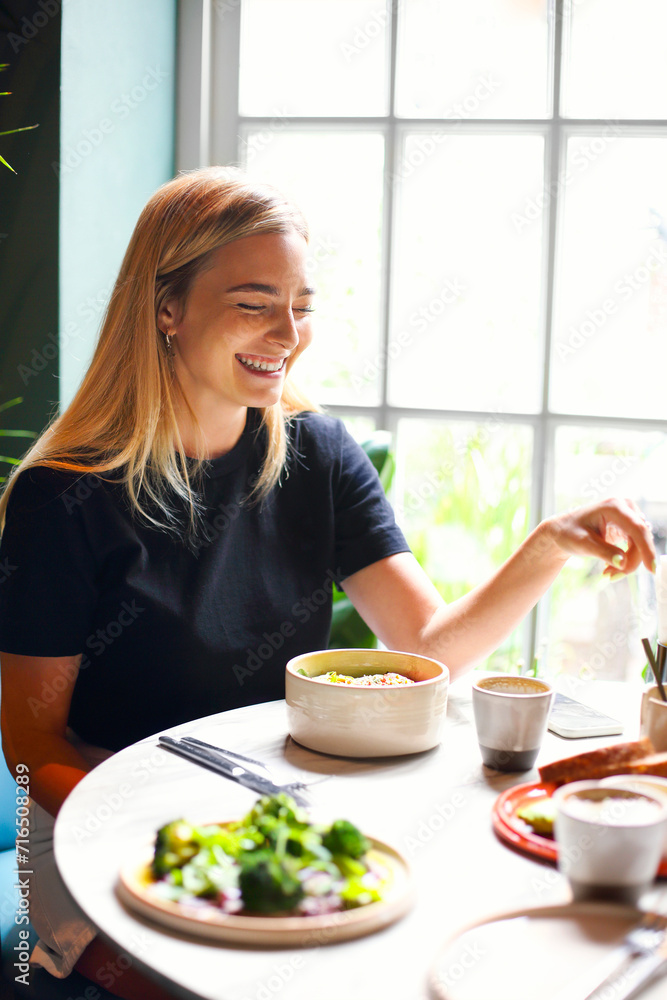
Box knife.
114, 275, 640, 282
568, 920, 667, 1000
587, 941, 667, 1000
157, 735, 310, 806
180, 737, 274, 780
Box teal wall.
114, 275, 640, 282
59, 0, 177, 405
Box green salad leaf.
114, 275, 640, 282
150, 794, 386, 916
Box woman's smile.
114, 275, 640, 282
236, 353, 288, 375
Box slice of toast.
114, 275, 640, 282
599, 753, 667, 780
539, 737, 655, 787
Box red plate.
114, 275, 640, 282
492, 781, 667, 877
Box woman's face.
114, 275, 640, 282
159, 230, 315, 419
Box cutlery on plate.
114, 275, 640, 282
157, 735, 314, 807
565, 911, 667, 1000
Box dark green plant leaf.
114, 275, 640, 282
0, 397, 22, 414
329, 596, 376, 649
0, 429, 36, 438
360, 431, 395, 493
0, 124, 39, 137
328, 430, 396, 650
0, 456, 21, 465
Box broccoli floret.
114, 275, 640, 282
238, 852, 305, 913
152, 820, 200, 877
322, 819, 370, 859
245, 792, 306, 827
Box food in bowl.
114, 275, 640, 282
285, 648, 449, 757
307, 670, 414, 687
147, 793, 391, 916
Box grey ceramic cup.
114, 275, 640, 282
472, 674, 554, 771
553, 781, 667, 904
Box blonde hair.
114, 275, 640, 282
0, 167, 318, 533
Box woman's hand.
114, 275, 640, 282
344, 498, 656, 678
540, 497, 656, 579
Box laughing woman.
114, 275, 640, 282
0, 167, 655, 999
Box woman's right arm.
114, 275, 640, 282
1, 652, 92, 817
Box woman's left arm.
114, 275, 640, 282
343, 498, 656, 680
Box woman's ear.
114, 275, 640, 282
157, 298, 180, 333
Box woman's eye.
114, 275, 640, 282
236, 302, 314, 314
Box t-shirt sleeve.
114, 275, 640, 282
330, 421, 411, 581
0, 468, 100, 656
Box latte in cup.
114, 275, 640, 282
472, 674, 554, 772
553, 782, 667, 903
475, 676, 551, 695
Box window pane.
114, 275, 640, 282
563, 0, 667, 119
545, 426, 667, 682
388, 134, 544, 413
396, 0, 549, 119
395, 418, 532, 671
341, 415, 376, 443
551, 136, 667, 419
241, 130, 384, 406
238, 0, 388, 117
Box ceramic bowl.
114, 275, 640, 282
285, 648, 449, 757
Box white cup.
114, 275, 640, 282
640, 684, 667, 752
553, 780, 667, 904
472, 674, 554, 772
600, 775, 667, 853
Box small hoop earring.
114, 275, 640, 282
165, 333, 172, 352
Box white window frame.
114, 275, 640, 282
177, 0, 667, 672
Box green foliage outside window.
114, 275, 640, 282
329, 424, 537, 672
400, 423, 531, 672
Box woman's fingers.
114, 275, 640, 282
599, 499, 655, 572
552, 498, 656, 574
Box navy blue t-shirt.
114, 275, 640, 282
0, 412, 409, 750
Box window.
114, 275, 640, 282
180, 0, 667, 681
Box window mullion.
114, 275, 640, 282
210, 0, 241, 165
377, 0, 400, 432
176, 0, 212, 171
523, 0, 567, 675
522, 0, 565, 674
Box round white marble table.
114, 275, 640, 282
54, 675, 667, 1000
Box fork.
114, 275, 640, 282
179, 737, 329, 795
159, 735, 328, 805
568, 911, 667, 1000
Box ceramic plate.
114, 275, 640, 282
428, 901, 665, 1000
492, 781, 667, 876
117, 836, 413, 947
